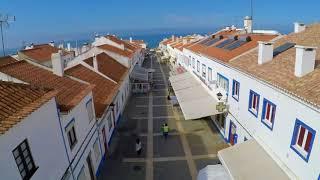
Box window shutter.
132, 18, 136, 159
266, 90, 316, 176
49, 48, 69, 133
304, 131, 313, 152
297, 126, 305, 146
266, 103, 271, 120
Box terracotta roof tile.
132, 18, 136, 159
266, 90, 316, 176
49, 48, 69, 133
229, 23, 320, 107
0, 61, 92, 111
20, 44, 72, 62
105, 35, 141, 52
0, 56, 17, 67
98, 44, 134, 58
84, 53, 128, 82
65, 64, 119, 118
0, 81, 57, 134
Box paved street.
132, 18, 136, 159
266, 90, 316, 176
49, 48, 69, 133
97, 53, 229, 180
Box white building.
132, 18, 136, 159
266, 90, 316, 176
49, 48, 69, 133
0, 56, 101, 180
0, 81, 69, 180
166, 18, 320, 179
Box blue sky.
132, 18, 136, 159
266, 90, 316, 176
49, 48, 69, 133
0, 0, 319, 48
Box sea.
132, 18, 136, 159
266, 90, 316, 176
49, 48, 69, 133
2, 32, 207, 56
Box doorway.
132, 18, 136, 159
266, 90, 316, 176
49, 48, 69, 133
229, 121, 237, 145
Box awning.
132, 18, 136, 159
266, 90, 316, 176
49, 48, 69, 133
131, 65, 154, 82
197, 165, 230, 180
218, 139, 290, 180
169, 72, 221, 120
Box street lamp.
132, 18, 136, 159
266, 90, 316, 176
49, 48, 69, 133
217, 92, 223, 101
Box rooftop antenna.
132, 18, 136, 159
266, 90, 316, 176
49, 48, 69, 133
250, 0, 253, 20
0, 14, 15, 56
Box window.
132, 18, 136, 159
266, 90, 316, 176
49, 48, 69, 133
208, 67, 212, 82
93, 139, 101, 162
232, 80, 240, 101
202, 64, 206, 78
290, 119, 316, 162
217, 73, 229, 93
86, 99, 94, 122
248, 90, 260, 117
107, 114, 113, 131
197, 61, 200, 72
189, 56, 191, 66
261, 99, 276, 130
65, 119, 77, 150
12, 139, 37, 180
192, 58, 195, 69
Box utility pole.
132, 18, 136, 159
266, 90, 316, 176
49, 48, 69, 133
0, 14, 15, 56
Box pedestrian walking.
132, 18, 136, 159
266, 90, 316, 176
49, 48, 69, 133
135, 138, 142, 156
162, 123, 169, 139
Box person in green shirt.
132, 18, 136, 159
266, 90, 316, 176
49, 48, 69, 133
162, 123, 169, 139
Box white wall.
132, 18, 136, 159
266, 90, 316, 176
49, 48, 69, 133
0, 98, 69, 180
60, 92, 100, 178
183, 47, 320, 179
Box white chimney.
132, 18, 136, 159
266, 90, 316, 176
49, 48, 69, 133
49, 41, 55, 47
231, 25, 236, 30
182, 39, 188, 45
58, 44, 64, 49
93, 54, 98, 71
258, 41, 274, 65
95, 34, 100, 42
52, 51, 64, 76
294, 22, 306, 33
129, 37, 133, 43
294, 45, 317, 77
67, 43, 71, 51
244, 16, 253, 33
172, 35, 175, 41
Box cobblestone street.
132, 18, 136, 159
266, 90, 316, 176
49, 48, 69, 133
97, 52, 228, 180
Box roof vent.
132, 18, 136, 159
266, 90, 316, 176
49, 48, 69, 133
294, 45, 317, 77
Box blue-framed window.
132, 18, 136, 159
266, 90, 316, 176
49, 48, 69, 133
192, 58, 195, 69
290, 119, 316, 162
208, 67, 212, 82
232, 80, 240, 101
248, 90, 260, 117
86, 99, 94, 122
197, 60, 200, 72
202, 64, 206, 78
261, 98, 276, 130
217, 73, 229, 94
65, 118, 77, 150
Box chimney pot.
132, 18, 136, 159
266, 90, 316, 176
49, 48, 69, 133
49, 41, 55, 47
244, 16, 253, 33
130, 37, 133, 43
258, 41, 274, 65
172, 35, 175, 41
294, 45, 317, 77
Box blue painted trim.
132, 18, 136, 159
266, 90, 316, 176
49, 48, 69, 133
248, 90, 260, 118
95, 154, 106, 177
232, 79, 240, 102
261, 98, 276, 131
107, 127, 116, 146
217, 72, 229, 94
65, 118, 76, 130
290, 119, 316, 162
55, 102, 75, 180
